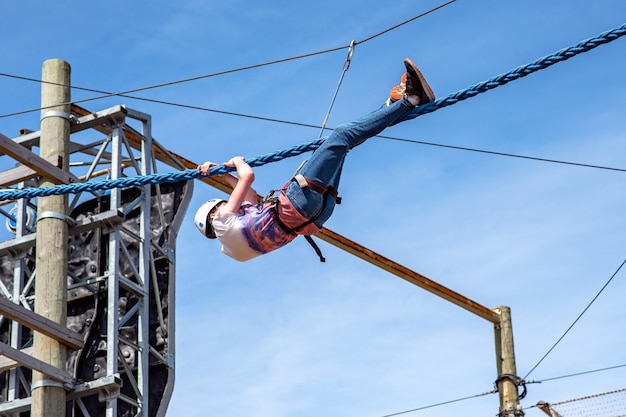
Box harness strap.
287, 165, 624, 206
304, 236, 326, 263
271, 205, 326, 263
264, 174, 341, 263
271, 205, 297, 236
293, 174, 341, 203
271, 195, 323, 236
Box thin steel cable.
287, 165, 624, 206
530, 363, 626, 384
359, 0, 456, 44
318, 40, 356, 138
380, 389, 497, 417
0, 22, 624, 202
381, 364, 626, 417
376, 134, 626, 173
523, 258, 626, 379
3, 82, 625, 175
317, 0, 458, 139
0, 1, 456, 119
0, 47, 346, 119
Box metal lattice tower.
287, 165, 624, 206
0, 104, 192, 416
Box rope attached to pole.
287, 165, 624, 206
0, 23, 624, 202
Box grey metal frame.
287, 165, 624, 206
0, 104, 188, 417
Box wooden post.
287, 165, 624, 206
31, 59, 71, 417
494, 306, 523, 417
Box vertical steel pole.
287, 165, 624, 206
106, 126, 123, 417
9, 195, 28, 407
138, 114, 152, 417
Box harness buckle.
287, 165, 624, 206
263, 189, 280, 205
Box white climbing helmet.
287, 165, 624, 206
194, 198, 226, 239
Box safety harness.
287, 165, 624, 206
264, 173, 341, 262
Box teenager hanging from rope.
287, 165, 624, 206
194, 58, 435, 262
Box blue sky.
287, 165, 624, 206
2, 1, 626, 416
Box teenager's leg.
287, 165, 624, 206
299, 96, 416, 189
284, 59, 434, 227
283, 97, 415, 225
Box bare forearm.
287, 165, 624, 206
228, 156, 254, 182
221, 157, 256, 212
196, 157, 257, 210
221, 173, 239, 189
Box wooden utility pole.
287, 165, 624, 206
31, 59, 71, 417
494, 306, 523, 417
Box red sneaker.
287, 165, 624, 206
389, 73, 407, 102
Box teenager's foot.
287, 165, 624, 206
389, 73, 407, 102
403, 58, 435, 105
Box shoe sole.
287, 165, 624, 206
404, 58, 435, 104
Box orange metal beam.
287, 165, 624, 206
70, 104, 499, 324
316, 228, 500, 323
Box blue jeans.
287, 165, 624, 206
285, 96, 416, 227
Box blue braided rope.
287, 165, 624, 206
0, 139, 327, 201
402, 23, 626, 120
1, 23, 625, 202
